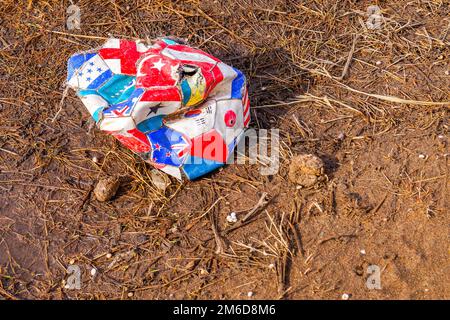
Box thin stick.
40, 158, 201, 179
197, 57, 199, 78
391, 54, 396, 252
242, 192, 269, 222
335, 80, 450, 106
52, 85, 69, 122
335, 34, 359, 81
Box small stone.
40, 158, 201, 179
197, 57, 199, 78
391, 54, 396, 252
247, 291, 253, 297
127, 292, 134, 297
376, 61, 382, 66
341, 293, 350, 300
90, 268, 97, 276
94, 176, 120, 202
106, 253, 112, 259
360, 249, 366, 255
92, 156, 99, 163
268, 263, 275, 269
445, 70, 449, 76
69, 259, 75, 265
438, 134, 444, 139
150, 170, 170, 191
288, 154, 325, 188
226, 212, 238, 223
418, 154, 426, 159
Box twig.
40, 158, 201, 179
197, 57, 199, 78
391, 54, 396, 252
209, 212, 227, 255
242, 192, 269, 222
335, 34, 359, 81
52, 85, 69, 122
0, 287, 19, 300
335, 80, 450, 106
369, 193, 388, 215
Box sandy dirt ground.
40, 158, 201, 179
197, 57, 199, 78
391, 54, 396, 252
0, 0, 449, 299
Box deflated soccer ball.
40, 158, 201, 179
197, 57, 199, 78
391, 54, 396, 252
67, 38, 250, 180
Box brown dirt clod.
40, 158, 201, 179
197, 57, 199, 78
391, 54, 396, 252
94, 177, 120, 202
288, 154, 325, 188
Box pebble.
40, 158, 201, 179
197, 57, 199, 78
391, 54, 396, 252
94, 176, 120, 202
360, 249, 366, 255
418, 154, 426, 159
288, 154, 325, 188
247, 291, 253, 297
341, 293, 350, 300
150, 170, 170, 191
106, 253, 112, 259
226, 212, 238, 223
90, 268, 97, 276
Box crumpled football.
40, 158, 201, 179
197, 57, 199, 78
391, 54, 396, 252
67, 38, 250, 180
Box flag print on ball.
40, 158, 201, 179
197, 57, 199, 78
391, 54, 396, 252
67, 38, 250, 180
